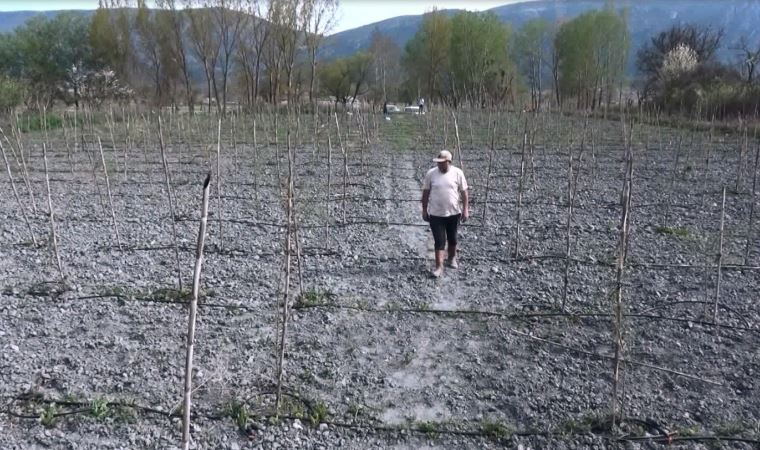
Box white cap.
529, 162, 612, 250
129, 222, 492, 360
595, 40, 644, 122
433, 150, 452, 163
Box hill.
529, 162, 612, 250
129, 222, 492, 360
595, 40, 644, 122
0, 10, 93, 33
320, 0, 760, 72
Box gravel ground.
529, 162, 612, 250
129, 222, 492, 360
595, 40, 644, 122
1, 110, 759, 449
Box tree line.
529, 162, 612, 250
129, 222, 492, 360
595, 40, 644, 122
1, 1, 759, 118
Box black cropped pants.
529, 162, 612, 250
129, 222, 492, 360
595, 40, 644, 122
429, 214, 460, 251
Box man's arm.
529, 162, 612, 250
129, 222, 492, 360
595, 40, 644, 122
422, 189, 430, 221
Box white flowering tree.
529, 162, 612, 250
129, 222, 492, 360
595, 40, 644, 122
660, 43, 698, 81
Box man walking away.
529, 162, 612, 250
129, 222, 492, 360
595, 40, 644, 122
421, 150, 469, 278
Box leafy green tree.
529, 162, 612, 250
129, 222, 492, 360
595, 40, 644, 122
0, 12, 95, 108
402, 8, 451, 102
90, 1, 134, 87
449, 11, 512, 107
319, 57, 351, 107
0, 76, 25, 113
555, 8, 629, 109
514, 18, 553, 110
319, 51, 373, 108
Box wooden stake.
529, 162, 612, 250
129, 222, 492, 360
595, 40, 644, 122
451, 110, 464, 170
181, 172, 212, 450
713, 186, 726, 323
0, 138, 37, 246
97, 137, 123, 250
216, 117, 224, 249
514, 119, 528, 258
158, 116, 183, 292
611, 129, 634, 429
482, 119, 496, 225
42, 143, 64, 281
334, 113, 348, 223
744, 140, 760, 264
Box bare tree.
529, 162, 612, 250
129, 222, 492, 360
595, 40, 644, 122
733, 36, 760, 84
237, 1, 269, 108
301, 0, 338, 107
185, 1, 222, 112
156, 0, 196, 112
212, 0, 251, 114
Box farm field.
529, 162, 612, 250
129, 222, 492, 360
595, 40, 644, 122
1, 108, 759, 449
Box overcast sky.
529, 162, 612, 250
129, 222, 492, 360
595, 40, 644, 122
0, 0, 526, 34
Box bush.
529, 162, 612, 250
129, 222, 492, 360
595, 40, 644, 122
17, 112, 64, 133
0, 76, 25, 113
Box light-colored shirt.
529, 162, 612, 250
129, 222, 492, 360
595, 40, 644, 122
422, 166, 468, 217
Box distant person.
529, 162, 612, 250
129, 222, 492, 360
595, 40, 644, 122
421, 150, 469, 278
418, 98, 425, 114
383, 101, 388, 116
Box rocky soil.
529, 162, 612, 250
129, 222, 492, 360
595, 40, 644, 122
1, 111, 759, 449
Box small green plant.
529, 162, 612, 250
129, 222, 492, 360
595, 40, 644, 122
235, 405, 250, 432
480, 421, 513, 439
417, 421, 438, 434
308, 401, 329, 426
715, 420, 745, 436
655, 226, 690, 238
89, 397, 110, 419
39, 403, 58, 428
61, 393, 79, 403
223, 399, 250, 432
559, 413, 611, 435
113, 405, 137, 423
297, 288, 331, 307
678, 425, 701, 437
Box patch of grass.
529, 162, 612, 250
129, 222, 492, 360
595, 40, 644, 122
480, 420, 513, 439
281, 397, 305, 418
308, 401, 329, 426
655, 226, 690, 238
558, 412, 611, 435
678, 425, 701, 437
149, 287, 194, 303
222, 398, 251, 432
39, 403, 58, 428
715, 420, 746, 436
27, 281, 69, 298
416, 421, 438, 435
89, 397, 109, 420
112, 404, 137, 423
297, 288, 332, 307
18, 112, 64, 133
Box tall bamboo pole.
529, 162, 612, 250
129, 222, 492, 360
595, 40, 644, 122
97, 137, 123, 250
42, 143, 64, 281
744, 140, 760, 264
713, 187, 727, 323
181, 172, 212, 450
611, 127, 634, 429
158, 116, 183, 291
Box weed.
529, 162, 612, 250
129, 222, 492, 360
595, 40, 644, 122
222, 399, 250, 432
149, 287, 194, 303
715, 420, 745, 435
61, 393, 79, 403
559, 412, 611, 435
39, 403, 58, 428
655, 226, 690, 238
297, 288, 331, 306
308, 401, 329, 426
416, 421, 438, 434
113, 404, 137, 423
89, 397, 109, 420
678, 425, 701, 437
480, 421, 513, 439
